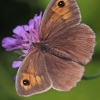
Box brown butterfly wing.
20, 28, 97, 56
44, 53, 84, 91
16, 49, 51, 97
47, 24, 95, 65
39, 0, 81, 40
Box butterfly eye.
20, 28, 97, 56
23, 79, 30, 86
58, 1, 65, 8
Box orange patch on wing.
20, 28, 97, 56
49, 13, 59, 23
20, 73, 36, 90
36, 76, 42, 85
27, 65, 35, 74
52, 0, 70, 16
26, 60, 35, 74
63, 12, 72, 20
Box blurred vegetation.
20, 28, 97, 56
0, 0, 100, 100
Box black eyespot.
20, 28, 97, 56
58, 1, 65, 8
23, 79, 30, 86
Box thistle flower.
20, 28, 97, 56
2, 12, 42, 69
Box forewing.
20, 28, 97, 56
39, 0, 81, 40
48, 24, 95, 65
45, 53, 84, 91
16, 49, 52, 97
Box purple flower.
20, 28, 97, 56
2, 12, 42, 69
12, 61, 22, 68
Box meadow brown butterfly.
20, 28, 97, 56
16, 0, 95, 97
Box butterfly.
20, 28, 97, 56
15, 0, 95, 97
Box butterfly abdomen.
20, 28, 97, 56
49, 48, 71, 60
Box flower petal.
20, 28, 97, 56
13, 75, 16, 80
2, 37, 19, 51
24, 25, 29, 31
12, 61, 22, 68
13, 26, 27, 39
28, 12, 42, 32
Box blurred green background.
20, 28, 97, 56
0, 0, 100, 100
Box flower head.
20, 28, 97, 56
2, 12, 42, 69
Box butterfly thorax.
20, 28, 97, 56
33, 42, 50, 53
33, 42, 71, 60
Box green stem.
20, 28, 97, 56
82, 73, 100, 80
